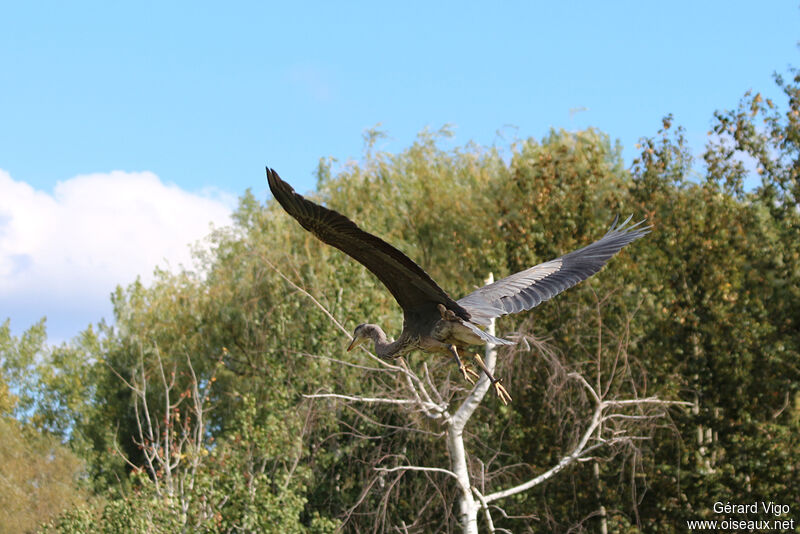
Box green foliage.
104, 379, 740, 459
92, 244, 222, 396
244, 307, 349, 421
628, 89, 800, 529
0, 371, 16, 416
42, 393, 339, 533
4, 66, 800, 533
0, 416, 87, 533
1, 318, 48, 420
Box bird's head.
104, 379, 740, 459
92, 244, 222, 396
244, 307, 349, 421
347, 323, 371, 352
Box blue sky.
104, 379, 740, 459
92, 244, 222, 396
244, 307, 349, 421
1, 1, 798, 342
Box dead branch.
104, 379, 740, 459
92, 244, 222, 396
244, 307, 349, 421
273, 263, 684, 533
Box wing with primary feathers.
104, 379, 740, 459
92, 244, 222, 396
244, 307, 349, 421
266, 168, 469, 318
458, 216, 650, 325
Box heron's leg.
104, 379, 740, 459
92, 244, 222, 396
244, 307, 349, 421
447, 344, 480, 384
473, 354, 512, 405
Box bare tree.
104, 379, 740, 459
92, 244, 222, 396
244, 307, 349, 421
287, 268, 690, 532
108, 344, 222, 529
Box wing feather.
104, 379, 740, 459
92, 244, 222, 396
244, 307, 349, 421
267, 168, 469, 318
458, 216, 650, 325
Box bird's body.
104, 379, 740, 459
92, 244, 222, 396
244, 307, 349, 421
267, 168, 650, 403
354, 309, 492, 359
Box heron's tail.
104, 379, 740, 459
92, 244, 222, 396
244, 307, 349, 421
463, 321, 516, 346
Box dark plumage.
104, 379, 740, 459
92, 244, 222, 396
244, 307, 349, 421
267, 167, 650, 403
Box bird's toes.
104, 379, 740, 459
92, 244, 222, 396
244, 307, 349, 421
459, 364, 479, 385
494, 381, 512, 405
467, 366, 481, 382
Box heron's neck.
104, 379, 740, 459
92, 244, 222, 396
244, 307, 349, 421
363, 324, 399, 359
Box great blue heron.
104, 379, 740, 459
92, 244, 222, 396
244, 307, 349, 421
267, 168, 649, 404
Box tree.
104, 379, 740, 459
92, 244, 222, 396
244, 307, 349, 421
8, 65, 800, 529
629, 105, 800, 526
298, 266, 687, 532
0, 329, 88, 533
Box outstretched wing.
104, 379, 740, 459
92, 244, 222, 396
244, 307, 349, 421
267, 168, 469, 318
457, 216, 650, 325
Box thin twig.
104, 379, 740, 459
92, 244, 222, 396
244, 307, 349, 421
375, 465, 462, 486
304, 392, 437, 409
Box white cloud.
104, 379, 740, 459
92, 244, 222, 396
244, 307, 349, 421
0, 169, 234, 341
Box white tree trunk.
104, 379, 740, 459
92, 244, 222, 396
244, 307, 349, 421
285, 263, 689, 532
448, 427, 479, 533
449, 273, 497, 534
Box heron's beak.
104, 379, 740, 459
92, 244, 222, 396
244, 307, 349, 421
347, 337, 358, 352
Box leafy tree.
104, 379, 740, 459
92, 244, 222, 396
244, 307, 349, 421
0, 371, 16, 416
0, 372, 87, 533
5, 64, 800, 533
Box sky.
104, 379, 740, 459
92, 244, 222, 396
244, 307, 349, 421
1, 1, 798, 343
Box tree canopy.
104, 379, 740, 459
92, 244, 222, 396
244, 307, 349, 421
1, 67, 798, 533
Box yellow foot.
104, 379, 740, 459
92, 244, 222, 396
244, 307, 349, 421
473, 354, 513, 405
459, 363, 480, 385
493, 380, 512, 405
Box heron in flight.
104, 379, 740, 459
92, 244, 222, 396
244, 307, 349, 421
267, 168, 649, 404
